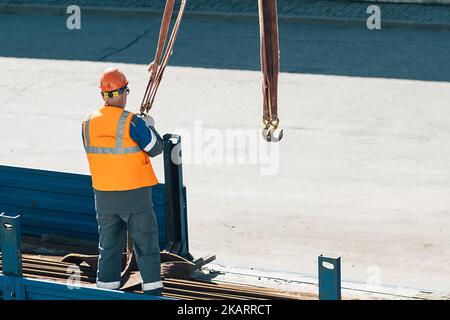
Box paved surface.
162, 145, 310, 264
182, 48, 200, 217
0, 13, 449, 294
1, 0, 450, 27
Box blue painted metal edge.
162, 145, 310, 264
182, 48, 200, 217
0, 275, 170, 300
0, 212, 23, 276
0, 212, 172, 300
318, 255, 341, 300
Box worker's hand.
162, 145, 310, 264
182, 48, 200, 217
141, 114, 155, 128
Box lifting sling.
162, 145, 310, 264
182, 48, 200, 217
259, 0, 283, 142
140, 0, 187, 115
140, 0, 282, 142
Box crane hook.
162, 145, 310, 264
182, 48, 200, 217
262, 125, 283, 142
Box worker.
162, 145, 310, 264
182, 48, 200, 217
81, 67, 164, 296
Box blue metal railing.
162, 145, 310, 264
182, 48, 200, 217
0, 213, 169, 300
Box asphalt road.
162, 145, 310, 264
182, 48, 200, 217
0, 12, 449, 293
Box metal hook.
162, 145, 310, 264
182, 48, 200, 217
262, 127, 270, 141
269, 126, 283, 142
262, 126, 283, 142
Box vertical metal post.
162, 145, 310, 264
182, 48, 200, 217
0, 212, 23, 300
0, 212, 23, 276
318, 255, 341, 300
163, 134, 190, 258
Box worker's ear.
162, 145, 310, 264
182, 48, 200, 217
118, 93, 126, 107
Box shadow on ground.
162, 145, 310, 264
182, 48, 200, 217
1, 13, 449, 82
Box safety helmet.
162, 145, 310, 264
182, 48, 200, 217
99, 68, 129, 93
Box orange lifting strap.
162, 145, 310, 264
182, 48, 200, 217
140, 0, 187, 115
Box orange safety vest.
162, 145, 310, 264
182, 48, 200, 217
82, 105, 158, 191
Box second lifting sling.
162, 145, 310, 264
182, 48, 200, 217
259, 0, 283, 142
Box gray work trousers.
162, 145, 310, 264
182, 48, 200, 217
95, 189, 162, 291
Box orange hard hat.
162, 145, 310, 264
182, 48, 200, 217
99, 68, 128, 92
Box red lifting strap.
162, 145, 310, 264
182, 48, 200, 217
259, 0, 283, 142
140, 0, 187, 115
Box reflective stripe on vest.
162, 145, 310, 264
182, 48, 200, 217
84, 110, 141, 154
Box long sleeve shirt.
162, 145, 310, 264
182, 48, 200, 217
129, 114, 163, 158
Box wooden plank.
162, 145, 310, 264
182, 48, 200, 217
164, 278, 302, 299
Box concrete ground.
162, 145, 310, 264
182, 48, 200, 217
0, 12, 449, 294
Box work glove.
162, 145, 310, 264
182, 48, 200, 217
140, 114, 155, 128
